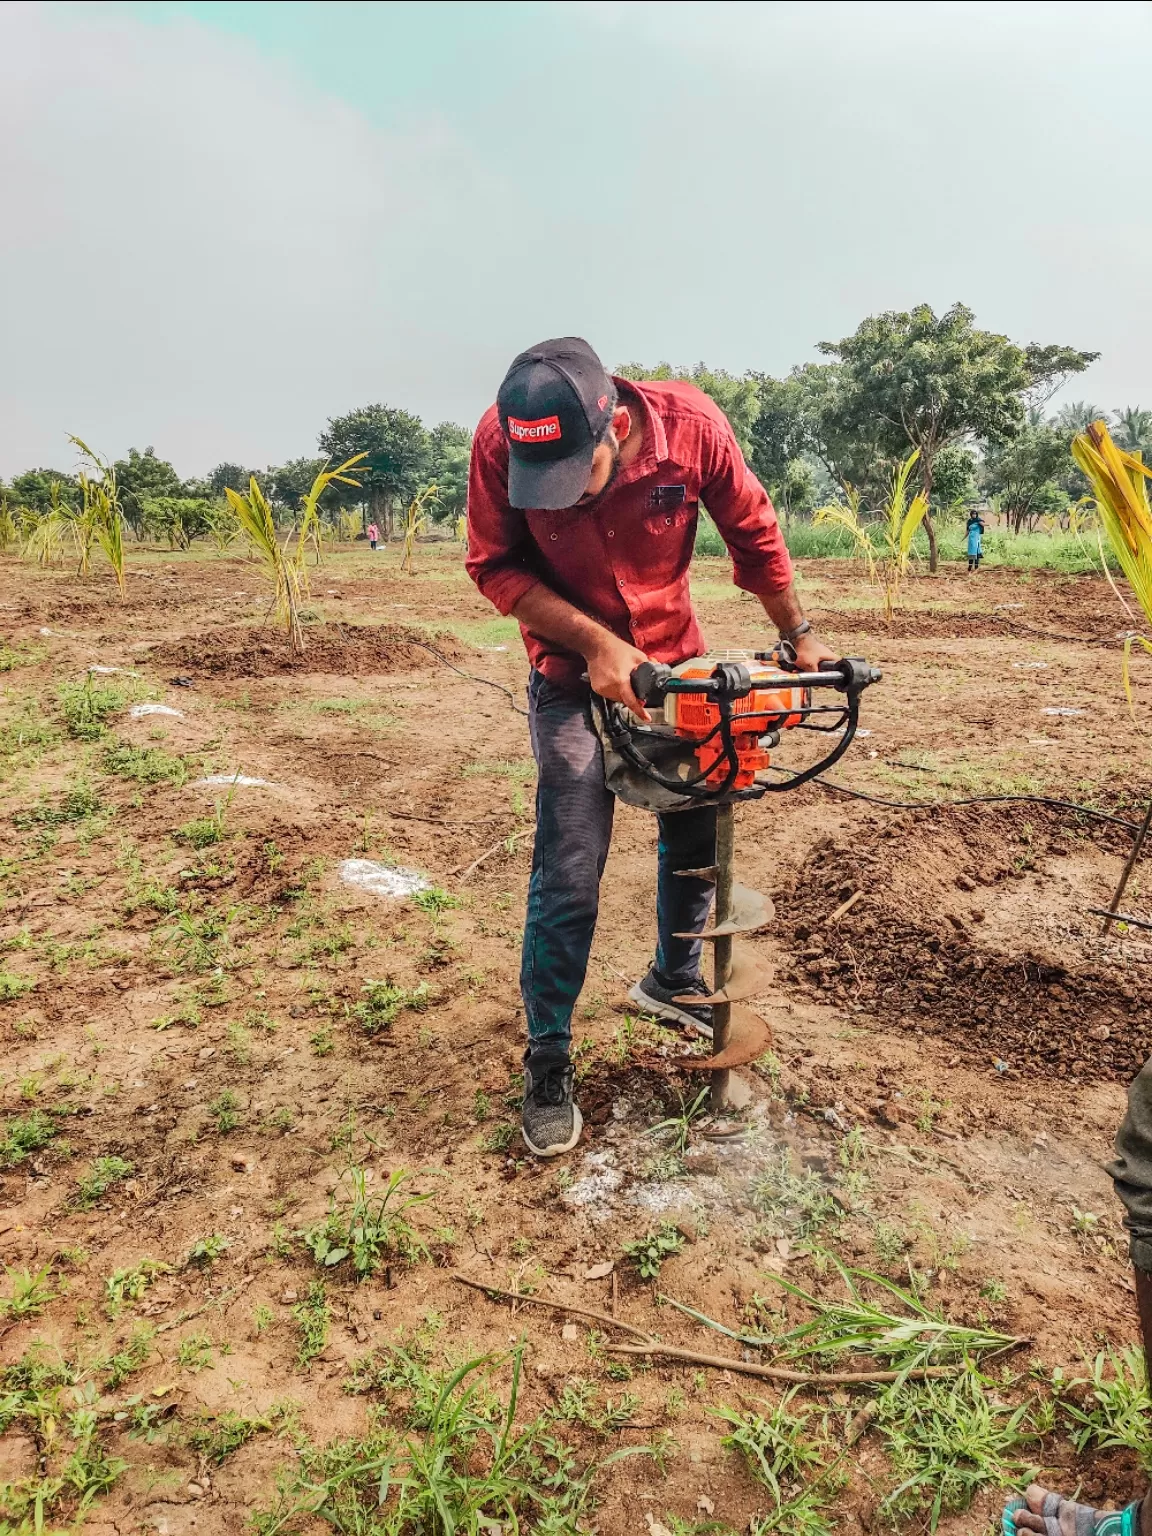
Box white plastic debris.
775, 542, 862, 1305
1041, 707, 1084, 717
1012, 661, 1049, 669
130, 704, 183, 719
88, 665, 141, 677
338, 859, 430, 898
189, 773, 278, 788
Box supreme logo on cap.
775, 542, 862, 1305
507, 414, 561, 444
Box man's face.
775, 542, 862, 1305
575, 406, 631, 505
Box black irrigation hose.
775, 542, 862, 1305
806, 606, 1119, 649
418, 639, 1141, 830
763, 764, 1143, 831
409, 639, 529, 717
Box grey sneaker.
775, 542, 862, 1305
628, 967, 714, 1037
522, 1047, 583, 1158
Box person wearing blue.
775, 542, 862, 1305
966, 512, 986, 572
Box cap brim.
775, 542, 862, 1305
507, 443, 595, 510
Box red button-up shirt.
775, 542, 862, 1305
465, 378, 794, 689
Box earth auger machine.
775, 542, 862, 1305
592, 648, 881, 1110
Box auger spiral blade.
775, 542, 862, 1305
671, 947, 773, 1006
683, 1003, 772, 1072
673, 882, 774, 941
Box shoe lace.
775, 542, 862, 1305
530, 1062, 572, 1107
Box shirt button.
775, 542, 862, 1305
549, 532, 557, 541
607, 530, 615, 537
618, 578, 625, 588
665, 517, 672, 525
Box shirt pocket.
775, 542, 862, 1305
641, 504, 696, 538
639, 503, 697, 582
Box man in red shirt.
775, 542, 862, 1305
467, 337, 834, 1157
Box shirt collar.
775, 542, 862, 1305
612, 378, 669, 485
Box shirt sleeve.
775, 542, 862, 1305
464, 418, 542, 616
700, 423, 794, 596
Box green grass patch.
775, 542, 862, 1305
0, 1108, 59, 1167
103, 742, 193, 785
75, 1154, 134, 1209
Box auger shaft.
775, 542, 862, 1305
710, 804, 735, 1110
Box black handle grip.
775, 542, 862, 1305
631, 660, 672, 703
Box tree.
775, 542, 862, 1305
208, 462, 258, 496
318, 406, 429, 539
982, 423, 1072, 533
140, 496, 219, 550
114, 447, 183, 533
930, 444, 977, 515
1112, 407, 1152, 459
1052, 401, 1105, 435
616, 362, 761, 459
9, 468, 77, 513
268, 458, 327, 516
816, 303, 1097, 570
424, 422, 472, 524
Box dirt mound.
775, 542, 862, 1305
810, 606, 1117, 645
775, 804, 1150, 1082
147, 621, 461, 678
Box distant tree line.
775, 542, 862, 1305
0, 409, 473, 549
621, 302, 1116, 571
4, 303, 1143, 566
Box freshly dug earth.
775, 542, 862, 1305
1, 544, 1151, 1536
779, 804, 1150, 1081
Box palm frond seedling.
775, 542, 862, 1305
22, 480, 71, 567
68, 436, 129, 593
400, 482, 440, 575
813, 449, 929, 622
1071, 420, 1152, 924
225, 475, 307, 653
1072, 420, 1152, 703
296, 452, 367, 568
299, 1165, 434, 1279
0, 494, 16, 550
752, 1255, 1022, 1372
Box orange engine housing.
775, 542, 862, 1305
666, 665, 808, 789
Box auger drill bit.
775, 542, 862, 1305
673, 804, 773, 1109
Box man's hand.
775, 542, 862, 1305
586, 633, 652, 721
790, 629, 838, 672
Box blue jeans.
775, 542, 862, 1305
521, 670, 716, 1049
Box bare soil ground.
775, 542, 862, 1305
2, 543, 1152, 1536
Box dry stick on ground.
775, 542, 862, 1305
451, 826, 534, 882
153, 1275, 256, 1334
451, 1274, 956, 1385
828, 889, 864, 923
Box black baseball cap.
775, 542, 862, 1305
496, 337, 616, 509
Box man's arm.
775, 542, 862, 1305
511, 586, 651, 720
698, 420, 837, 670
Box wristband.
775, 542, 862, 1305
778, 618, 812, 643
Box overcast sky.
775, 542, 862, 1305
1, 0, 1149, 480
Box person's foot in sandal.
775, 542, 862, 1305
1004, 1484, 1151, 1535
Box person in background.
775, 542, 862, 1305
966, 511, 986, 572
367, 521, 380, 552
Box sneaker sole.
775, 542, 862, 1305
522, 1103, 584, 1158
628, 983, 714, 1039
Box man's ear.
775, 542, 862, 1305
611, 405, 632, 443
